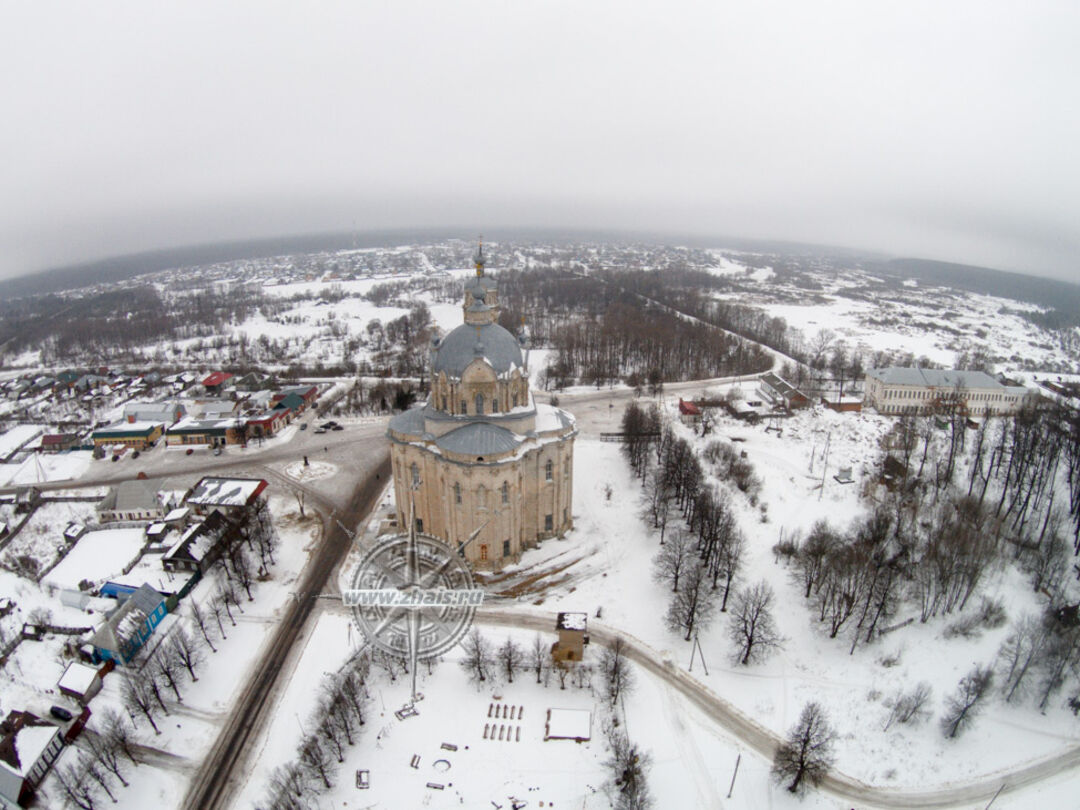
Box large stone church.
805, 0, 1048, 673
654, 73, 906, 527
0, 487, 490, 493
387, 244, 576, 570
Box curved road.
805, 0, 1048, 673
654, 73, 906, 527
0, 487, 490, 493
476, 606, 1079, 810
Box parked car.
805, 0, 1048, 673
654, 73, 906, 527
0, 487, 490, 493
332, 425, 344, 431
111, 454, 119, 462
300, 423, 308, 430
186, 448, 194, 455
49, 705, 73, 722
213, 447, 222, 456
314, 428, 327, 435
131, 450, 140, 459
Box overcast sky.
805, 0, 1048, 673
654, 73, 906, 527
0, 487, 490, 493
2, 1, 1078, 281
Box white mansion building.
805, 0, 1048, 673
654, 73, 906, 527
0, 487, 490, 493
386, 245, 576, 570
864, 367, 1036, 416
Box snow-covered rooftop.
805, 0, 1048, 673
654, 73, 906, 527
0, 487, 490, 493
58, 661, 100, 695
186, 477, 266, 507
544, 708, 591, 741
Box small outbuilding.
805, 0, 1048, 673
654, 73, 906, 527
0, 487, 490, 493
551, 612, 589, 665
57, 662, 104, 705
544, 708, 592, 742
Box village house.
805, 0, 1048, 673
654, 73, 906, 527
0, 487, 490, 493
821, 394, 863, 413
161, 511, 235, 574
677, 398, 702, 426
270, 392, 306, 419
122, 400, 186, 426
97, 479, 165, 523
246, 410, 288, 439
88, 583, 168, 665
201, 371, 233, 395
0, 711, 64, 808
91, 421, 163, 451
165, 416, 244, 447
37, 433, 79, 453
758, 372, 811, 410
184, 476, 268, 517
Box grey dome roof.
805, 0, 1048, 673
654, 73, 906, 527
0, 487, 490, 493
388, 405, 426, 437
435, 422, 521, 456
433, 322, 523, 378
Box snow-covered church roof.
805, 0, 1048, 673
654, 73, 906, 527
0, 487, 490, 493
432, 321, 523, 378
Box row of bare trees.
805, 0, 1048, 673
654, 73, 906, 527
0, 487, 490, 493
258, 654, 372, 809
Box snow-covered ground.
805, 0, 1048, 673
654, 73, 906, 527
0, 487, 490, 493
224, 399, 1080, 809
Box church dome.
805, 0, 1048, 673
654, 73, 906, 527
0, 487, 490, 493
432, 321, 523, 379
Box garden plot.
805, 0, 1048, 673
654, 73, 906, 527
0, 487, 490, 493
0, 500, 99, 577
43, 527, 145, 591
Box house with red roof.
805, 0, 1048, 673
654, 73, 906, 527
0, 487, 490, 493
201, 371, 233, 394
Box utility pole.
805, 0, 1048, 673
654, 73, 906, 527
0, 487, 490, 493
818, 431, 831, 501
727, 753, 741, 798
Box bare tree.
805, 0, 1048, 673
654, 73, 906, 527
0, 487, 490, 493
55, 760, 101, 810
327, 692, 359, 748
207, 595, 230, 639
170, 628, 205, 681
652, 529, 693, 592
229, 544, 256, 601
941, 664, 994, 738
496, 636, 525, 684
728, 580, 782, 666
771, 701, 836, 794
336, 657, 370, 725
664, 563, 718, 642
152, 646, 186, 703
459, 629, 493, 684
997, 614, 1050, 703
600, 636, 636, 709
123, 675, 161, 735
528, 633, 549, 684
84, 757, 118, 803
298, 733, 334, 790
84, 727, 130, 787
189, 601, 217, 652
317, 713, 346, 764
266, 763, 307, 810
603, 725, 653, 810
101, 709, 139, 767
883, 682, 932, 730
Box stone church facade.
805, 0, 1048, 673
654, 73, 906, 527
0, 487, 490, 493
387, 245, 576, 570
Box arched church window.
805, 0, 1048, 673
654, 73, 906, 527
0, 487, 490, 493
501, 481, 509, 504
512, 392, 518, 408
454, 482, 462, 504
480, 544, 488, 561
460, 400, 467, 414
411, 463, 420, 487
442, 396, 447, 411
475, 393, 484, 414
545, 459, 553, 482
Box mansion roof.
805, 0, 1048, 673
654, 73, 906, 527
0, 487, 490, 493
867, 367, 1002, 389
